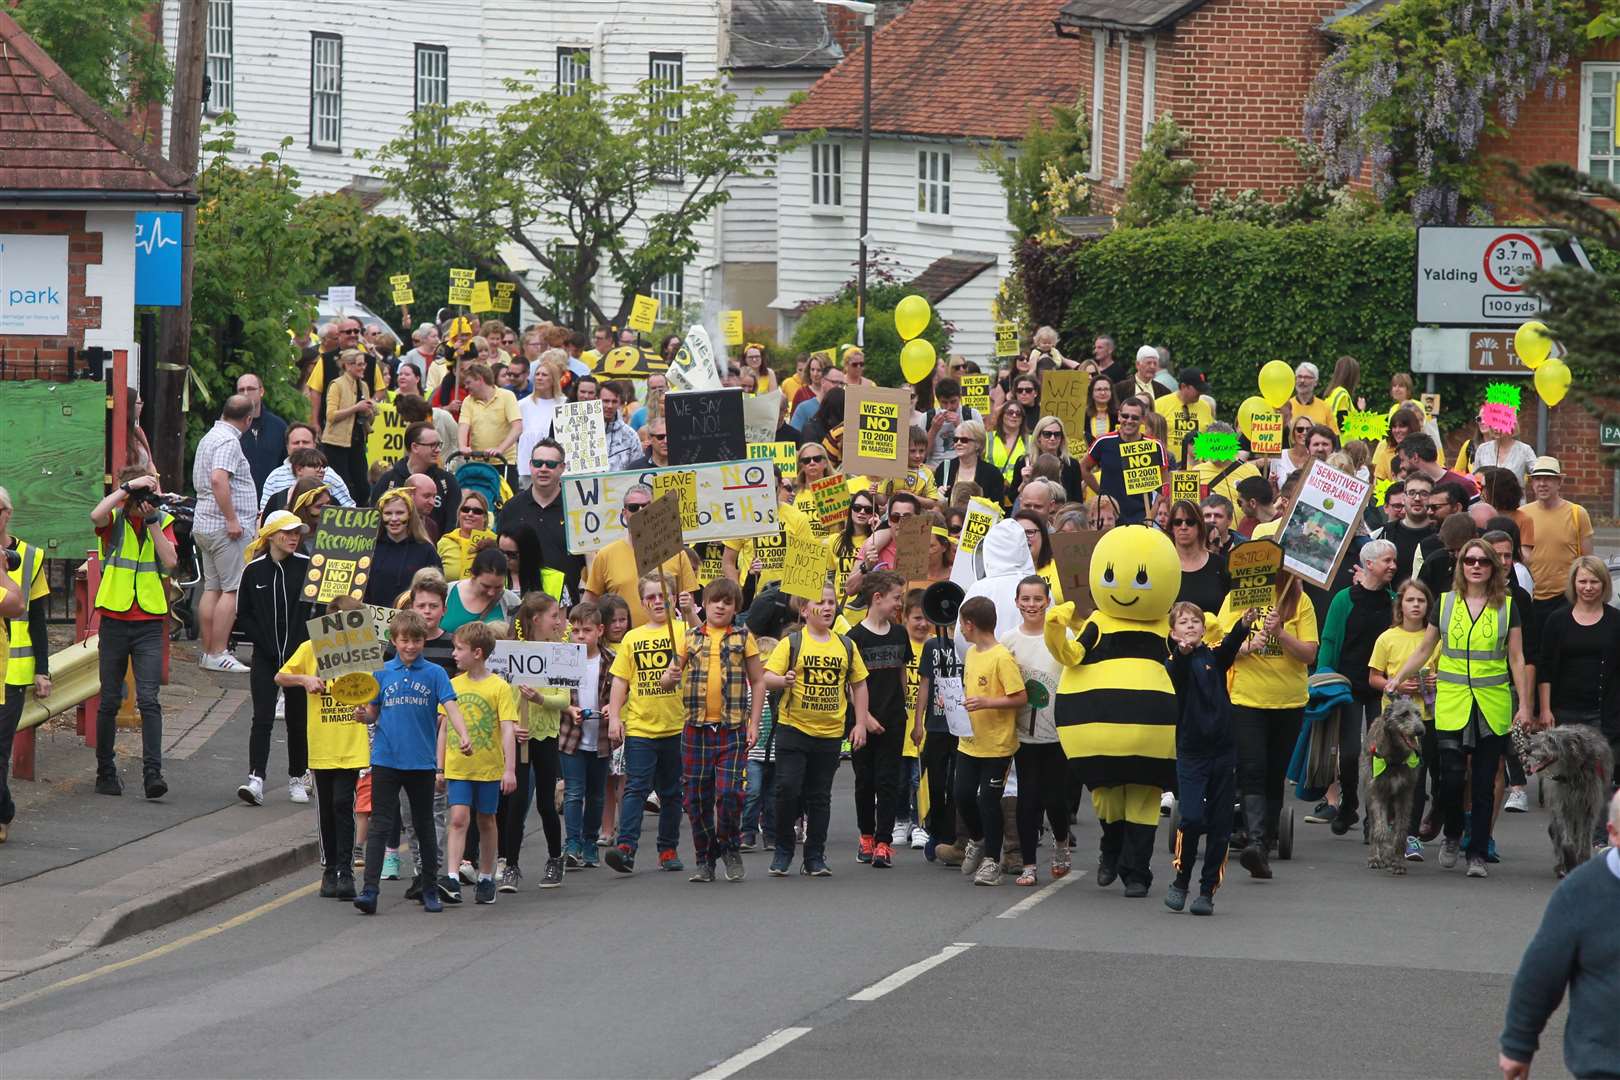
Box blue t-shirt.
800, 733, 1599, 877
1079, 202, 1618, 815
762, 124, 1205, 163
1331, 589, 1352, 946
790, 397, 820, 432
370, 656, 458, 770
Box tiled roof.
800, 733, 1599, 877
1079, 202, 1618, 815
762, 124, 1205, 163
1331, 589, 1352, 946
0, 13, 192, 198
781, 0, 1083, 141
1318, 0, 1396, 30
727, 0, 844, 72
1056, 0, 1211, 33
909, 253, 998, 306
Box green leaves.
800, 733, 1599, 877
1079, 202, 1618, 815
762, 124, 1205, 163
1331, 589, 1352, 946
13, 0, 172, 111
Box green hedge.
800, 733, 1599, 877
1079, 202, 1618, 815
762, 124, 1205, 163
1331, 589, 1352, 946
789, 302, 952, 388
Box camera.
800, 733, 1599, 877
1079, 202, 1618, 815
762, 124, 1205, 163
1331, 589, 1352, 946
3, 547, 18, 572
127, 488, 195, 524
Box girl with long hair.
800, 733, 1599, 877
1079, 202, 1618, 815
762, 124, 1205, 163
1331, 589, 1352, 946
1082, 375, 1117, 443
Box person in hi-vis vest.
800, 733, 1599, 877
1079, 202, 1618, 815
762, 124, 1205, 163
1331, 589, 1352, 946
89, 467, 179, 800
0, 486, 30, 843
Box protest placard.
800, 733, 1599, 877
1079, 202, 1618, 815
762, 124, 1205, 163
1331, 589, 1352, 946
389, 274, 413, 307
994, 322, 1020, 358
1421, 393, 1441, 417
302, 507, 380, 603
628, 491, 684, 576
809, 348, 835, 369
666, 388, 747, 466
935, 676, 974, 738
562, 460, 777, 554
722, 310, 745, 347
306, 608, 385, 681
491, 281, 516, 314
809, 472, 852, 533
666, 325, 721, 391
959, 373, 991, 415
469, 281, 492, 313
1276, 459, 1371, 589
949, 496, 1003, 589
364, 604, 395, 644
598, 346, 662, 379
1050, 529, 1101, 617
697, 542, 727, 585
893, 514, 931, 582
1194, 431, 1240, 463
1227, 538, 1283, 609
780, 530, 832, 601
844, 385, 911, 480
1249, 410, 1284, 455
749, 441, 798, 481
487, 640, 588, 689
1119, 439, 1164, 496
651, 470, 698, 530
553, 400, 608, 474
1041, 371, 1090, 441
743, 390, 781, 445
628, 294, 659, 332
327, 285, 356, 309
366, 398, 406, 471
447, 268, 475, 305
1170, 470, 1201, 505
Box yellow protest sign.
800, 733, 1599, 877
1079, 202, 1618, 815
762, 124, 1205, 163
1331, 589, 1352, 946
994, 322, 1020, 358
722, 310, 744, 346
389, 274, 414, 307
1119, 439, 1163, 496
959, 373, 991, 415
1041, 370, 1089, 442
469, 281, 493, 313
1249, 410, 1284, 455
366, 398, 407, 470
447, 268, 475, 305
1227, 539, 1283, 609
958, 497, 1000, 555
810, 472, 852, 533
651, 470, 698, 531
697, 543, 727, 585
749, 440, 798, 481
780, 530, 832, 601
492, 281, 516, 314
844, 385, 910, 480
1170, 470, 1201, 505
628, 294, 659, 333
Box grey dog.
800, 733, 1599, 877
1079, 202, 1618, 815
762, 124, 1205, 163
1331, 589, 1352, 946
1361, 697, 1427, 875
1511, 723, 1615, 878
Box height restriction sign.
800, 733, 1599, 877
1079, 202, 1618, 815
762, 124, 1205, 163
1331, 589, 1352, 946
1416, 226, 1590, 325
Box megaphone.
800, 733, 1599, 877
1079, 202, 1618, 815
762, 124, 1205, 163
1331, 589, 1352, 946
922, 580, 964, 627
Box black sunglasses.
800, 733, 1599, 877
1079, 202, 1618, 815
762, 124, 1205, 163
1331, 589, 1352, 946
459, 505, 487, 516
531, 458, 562, 470
625, 503, 647, 514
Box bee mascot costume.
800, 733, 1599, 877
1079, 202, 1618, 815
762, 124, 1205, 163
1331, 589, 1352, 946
1043, 524, 1179, 896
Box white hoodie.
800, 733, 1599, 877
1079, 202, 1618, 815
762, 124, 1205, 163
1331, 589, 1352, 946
955, 518, 1036, 659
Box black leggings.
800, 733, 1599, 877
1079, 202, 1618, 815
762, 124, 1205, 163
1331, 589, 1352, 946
851, 718, 904, 838
249, 654, 307, 779
919, 731, 957, 844
363, 766, 437, 891
1233, 706, 1303, 844
513, 736, 561, 863
1014, 741, 1070, 864
1438, 729, 1508, 859
954, 754, 1010, 862
312, 767, 359, 869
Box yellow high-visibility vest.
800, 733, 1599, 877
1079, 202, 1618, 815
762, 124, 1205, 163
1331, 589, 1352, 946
1434, 591, 1512, 735
4, 540, 44, 686
94, 511, 172, 616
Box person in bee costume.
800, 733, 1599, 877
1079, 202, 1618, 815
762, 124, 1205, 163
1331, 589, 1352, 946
1043, 524, 1179, 897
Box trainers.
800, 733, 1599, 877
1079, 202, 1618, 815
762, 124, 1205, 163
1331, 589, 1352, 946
892, 821, 911, 845
1330, 807, 1360, 836
1304, 800, 1337, 824
437, 875, 463, 904
563, 850, 585, 870
352, 849, 365, 868
274, 691, 285, 721
933, 842, 963, 867
353, 887, 378, 915
143, 773, 167, 800
288, 777, 310, 804
911, 827, 929, 850
604, 845, 635, 873
1160, 791, 1174, 816
658, 850, 684, 872
1164, 883, 1188, 911
739, 833, 757, 852
95, 773, 122, 797
1504, 787, 1529, 813
769, 852, 792, 876
498, 865, 520, 893
1123, 880, 1149, 898
540, 857, 564, 889
973, 857, 1002, 886
801, 857, 832, 876
237, 775, 264, 806
381, 851, 401, 880
1239, 844, 1272, 879
1051, 841, 1073, 879
1439, 838, 1461, 868
872, 841, 893, 869
320, 867, 338, 898
475, 878, 497, 904
422, 888, 443, 913
1190, 893, 1215, 916
1418, 812, 1441, 843
202, 652, 250, 674
1486, 838, 1501, 864
458, 860, 477, 884
721, 850, 746, 882
403, 875, 424, 901
1466, 856, 1488, 878
857, 834, 875, 864
335, 871, 356, 900
645, 791, 661, 813
1096, 862, 1119, 887
1404, 836, 1424, 862
960, 839, 983, 876
688, 862, 715, 883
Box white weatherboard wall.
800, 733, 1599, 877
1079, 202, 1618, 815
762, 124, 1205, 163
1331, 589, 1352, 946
774, 135, 1014, 363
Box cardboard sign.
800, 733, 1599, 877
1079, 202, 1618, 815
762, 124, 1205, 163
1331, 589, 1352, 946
809, 472, 852, 532
628, 490, 684, 576
469, 281, 492, 313
1170, 470, 1201, 505
366, 398, 407, 471
1050, 528, 1101, 618
722, 310, 745, 347
667, 325, 722, 391
1249, 410, 1284, 455
994, 322, 1020, 358
447, 268, 475, 305
306, 608, 384, 681
893, 514, 931, 582
1275, 459, 1371, 589
1227, 538, 1283, 609
628, 294, 659, 332
1421, 393, 1441, 417
749, 440, 798, 481
491, 281, 516, 314
666, 388, 747, 466
487, 640, 588, 689
844, 385, 911, 480
779, 530, 832, 602
327, 285, 357, 309
302, 507, 381, 603
389, 274, 413, 307
554, 400, 609, 475
1041, 370, 1090, 443
959, 373, 991, 415
562, 460, 777, 554
1119, 439, 1164, 496
949, 496, 1003, 590
743, 390, 782, 445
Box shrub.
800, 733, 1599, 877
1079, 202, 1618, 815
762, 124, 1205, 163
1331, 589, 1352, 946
789, 301, 952, 388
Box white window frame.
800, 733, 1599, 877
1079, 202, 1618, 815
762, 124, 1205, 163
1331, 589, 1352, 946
557, 46, 590, 95
309, 32, 342, 151
414, 44, 448, 113
1116, 38, 1130, 184
205, 0, 232, 115
810, 141, 843, 211
650, 269, 684, 312
1141, 37, 1157, 148
649, 52, 684, 180
916, 148, 952, 221
1088, 31, 1106, 180
1579, 62, 1619, 184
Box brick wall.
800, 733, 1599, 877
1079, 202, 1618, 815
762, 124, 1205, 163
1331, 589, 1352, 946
0, 208, 102, 376
1513, 398, 1617, 513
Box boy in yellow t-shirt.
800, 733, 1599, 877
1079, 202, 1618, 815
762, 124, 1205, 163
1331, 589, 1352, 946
955, 596, 1026, 887
437, 621, 518, 905
605, 573, 691, 874
763, 582, 871, 876
881, 426, 941, 510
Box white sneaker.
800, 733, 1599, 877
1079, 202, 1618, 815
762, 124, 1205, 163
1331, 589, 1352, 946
910, 826, 929, 850
1504, 787, 1529, 813
1160, 791, 1175, 816
274, 691, 286, 720
891, 820, 911, 845
216, 652, 250, 673
288, 777, 310, 804
237, 775, 264, 806
459, 860, 477, 884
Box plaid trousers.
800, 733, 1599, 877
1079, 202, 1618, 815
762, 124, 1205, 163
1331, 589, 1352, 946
681, 722, 748, 864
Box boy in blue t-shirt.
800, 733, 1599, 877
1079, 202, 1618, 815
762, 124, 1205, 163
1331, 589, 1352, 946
355, 609, 470, 915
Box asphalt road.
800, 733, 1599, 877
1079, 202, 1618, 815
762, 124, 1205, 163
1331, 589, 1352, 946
0, 775, 1578, 1079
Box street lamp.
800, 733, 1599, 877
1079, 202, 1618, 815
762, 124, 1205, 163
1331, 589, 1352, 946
816, 0, 876, 347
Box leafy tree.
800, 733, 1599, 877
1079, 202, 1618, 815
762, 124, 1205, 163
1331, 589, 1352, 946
371, 71, 803, 330
12, 0, 171, 112
984, 95, 1093, 245
1115, 115, 1199, 228
292, 192, 421, 326
1587, 0, 1620, 40
789, 301, 951, 389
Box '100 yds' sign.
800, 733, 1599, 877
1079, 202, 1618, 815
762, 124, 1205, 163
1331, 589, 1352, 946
561, 460, 779, 554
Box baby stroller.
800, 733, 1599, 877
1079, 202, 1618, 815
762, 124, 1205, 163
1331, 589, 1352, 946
446, 451, 512, 517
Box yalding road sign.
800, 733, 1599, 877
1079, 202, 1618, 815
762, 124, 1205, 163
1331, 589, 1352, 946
1416, 226, 1590, 325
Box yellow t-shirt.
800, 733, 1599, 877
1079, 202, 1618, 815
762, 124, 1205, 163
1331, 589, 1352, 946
960, 643, 1024, 758
903, 637, 925, 759
460, 388, 521, 453
701, 624, 759, 722
436, 528, 495, 580
443, 671, 517, 782
1288, 395, 1335, 432
1520, 499, 1594, 599
1195, 458, 1262, 510
792, 490, 829, 539
1251, 518, 1282, 541
1155, 396, 1215, 452
881, 467, 939, 504
1371, 440, 1400, 486
610, 620, 689, 738
582, 538, 698, 627
781, 374, 804, 401
728, 501, 817, 584
279, 641, 370, 770
1368, 625, 1439, 716
765, 630, 869, 740
1220, 593, 1318, 709
1036, 560, 1066, 605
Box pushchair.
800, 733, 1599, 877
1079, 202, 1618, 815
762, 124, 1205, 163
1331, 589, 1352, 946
445, 451, 512, 517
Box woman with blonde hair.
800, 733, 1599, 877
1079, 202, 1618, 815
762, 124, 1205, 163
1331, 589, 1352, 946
437, 490, 495, 580
1011, 416, 1082, 498
517, 349, 567, 483
1324, 355, 1362, 430
364, 486, 441, 606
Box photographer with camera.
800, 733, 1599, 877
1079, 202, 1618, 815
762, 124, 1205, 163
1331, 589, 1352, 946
89, 467, 179, 799
1, 486, 48, 844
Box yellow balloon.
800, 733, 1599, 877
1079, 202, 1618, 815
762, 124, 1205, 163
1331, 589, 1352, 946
1236, 395, 1267, 439
899, 337, 937, 384
894, 294, 932, 341
1514, 321, 1553, 370
1258, 360, 1294, 409
1534, 357, 1571, 407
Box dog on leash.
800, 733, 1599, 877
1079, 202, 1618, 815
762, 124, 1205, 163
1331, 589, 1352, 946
1361, 697, 1427, 875
1511, 723, 1614, 878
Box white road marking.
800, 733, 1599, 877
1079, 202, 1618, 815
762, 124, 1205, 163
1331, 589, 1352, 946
694, 1027, 813, 1080
996, 870, 1084, 919
848, 942, 975, 1001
